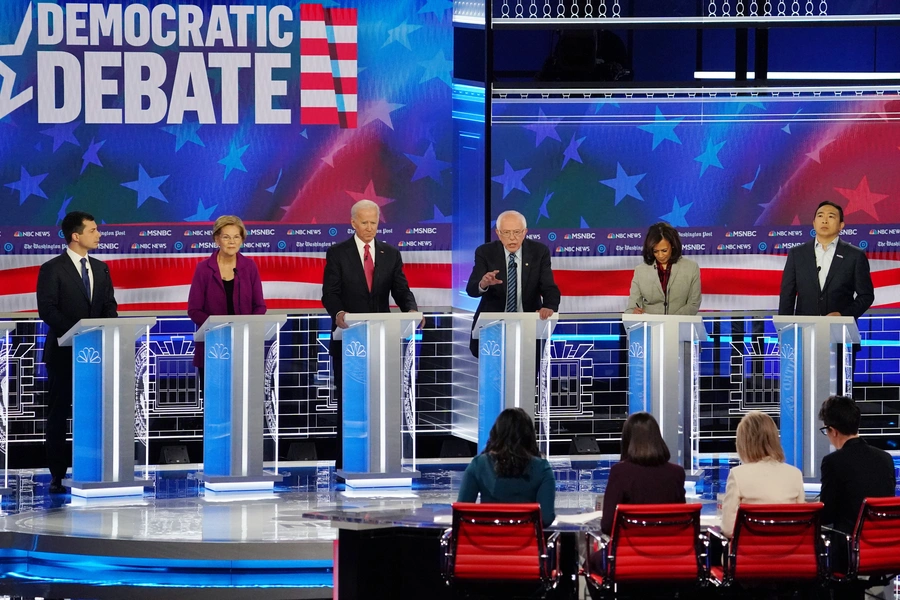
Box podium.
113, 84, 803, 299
622, 314, 708, 470
196, 314, 287, 492
58, 317, 156, 497
473, 312, 558, 453
773, 315, 859, 478
335, 312, 423, 487
0, 322, 16, 497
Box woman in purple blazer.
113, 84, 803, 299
187, 215, 267, 370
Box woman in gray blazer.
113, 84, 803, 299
624, 222, 701, 315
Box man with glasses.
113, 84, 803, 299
466, 210, 560, 357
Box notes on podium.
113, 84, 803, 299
58, 317, 157, 497
473, 312, 558, 452
334, 311, 423, 488
621, 314, 708, 470
772, 315, 859, 478
0, 322, 16, 497
195, 314, 288, 492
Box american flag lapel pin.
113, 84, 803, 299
836, 254, 844, 259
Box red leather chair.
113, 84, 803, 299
585, 503, 707, 598
441, 502, 559, 597
709, 503, 826, 590
828, 496, 900, 592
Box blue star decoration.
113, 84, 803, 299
660, 197, 692, 227
121, 164, 169, 208
219, 143, 250, 180
5, 167, 49, 205
418, 50, 452, 86
56, 196, 73, 224
40, 122, 80, 153
162, 122, 205, 152
524, 109, 561, 147
184, 199, 217, 222
736, 101, 766, 113
599, 162, 646, 206
537, 192, 553, 223
80, 138, 105, 174
405, 143, 451, 183
491, 160, 531, 199
743, 165, 761, 191
383, 20, 422, 50
421, 205, 453, 224
561, 134, 585, 169
580, 216, 590, 228
418, 0, 452, 21
637, 107, 683, 150
694, 138, 726, 177
266, 169, 283, 194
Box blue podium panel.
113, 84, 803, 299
204, 326, 234, 477
477, 322, 505, 452
342, 324, 370, 474
627, 325, 650, 415
779, 325, 803, 470
73, 329, 104, 483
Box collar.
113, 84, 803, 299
815, 236, 839, 250
354, 235, 376, 251
66, 247, 89, 263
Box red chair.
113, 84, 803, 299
709, 503, 826, 590
828, 496, 900, 593
585, 503, 707, 598
441, 502, 559, 597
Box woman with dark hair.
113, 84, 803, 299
600, 412, 686, 534
458, 407, 556, 527
624, 222, 701, 315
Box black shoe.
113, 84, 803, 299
49, 477, 67, 494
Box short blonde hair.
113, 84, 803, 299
212, 215, 246, 241
736, 411, 785, 463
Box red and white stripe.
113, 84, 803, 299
299, 4, 357, 129
324, 8, 358, 129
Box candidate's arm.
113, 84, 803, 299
99, 263, 118, 318
844, 250, 874, 319
187, 265, 211, 327
389, 251, 418, 313
624, 268, 642, 314
673, 261, 702, 315
466, 246, 491, 298
36, 262, 79, 336
321, 246, 345, 318
778, 250, 798, 315
536, 245, 561, 310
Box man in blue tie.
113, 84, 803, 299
36, 211, 118, 494
466, 210, 561, 357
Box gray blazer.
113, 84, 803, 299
624, 258, 701, 315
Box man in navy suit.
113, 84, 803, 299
778, 201, 874, 319
321, 199, 418, 469
466, 210, 561, 357
36, 211, 118, 494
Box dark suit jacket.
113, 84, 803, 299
820, 437, 895, 533
36, 252, 119, 369
321, 236, 417, 354
465, 240, 561, 356
600, 460, 686, 534
778, 239, 874, 319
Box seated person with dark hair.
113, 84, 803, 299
819, 395, 896, 577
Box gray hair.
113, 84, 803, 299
496, 210, 527, 230
351, 199, 380, 221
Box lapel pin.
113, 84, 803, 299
836, 254, 843, 258
525, 263, 529, 267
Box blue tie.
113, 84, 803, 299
81, 257, 91, 302
506, 253, 517, 312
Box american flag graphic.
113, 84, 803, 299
299, 4, 358, 129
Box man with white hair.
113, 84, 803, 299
466, 210, 560, 356
322, 199, 418, 469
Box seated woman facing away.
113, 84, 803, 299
721, 410, 805, 538
457, 407, 556, 527
600, 412, 686, 535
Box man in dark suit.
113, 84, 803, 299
466, 210, 561, 357
778, 200, 874, 319
36, 211, 118, 494
818, 395, 895, 578
321, 199, 418, 469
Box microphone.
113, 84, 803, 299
233, 268, 237, 275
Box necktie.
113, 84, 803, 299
364, 243, 374, 292
506, 253, 517, 312
80, 257, 91, 302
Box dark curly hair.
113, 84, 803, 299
484, 407, 542, 477
641, 222, 683, 266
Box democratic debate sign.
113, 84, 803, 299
0, 2, 358, 127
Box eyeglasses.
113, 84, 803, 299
819, 426, 831, 436
219, 235, 242, 242
497, 229, 524, 239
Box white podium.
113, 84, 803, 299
196, 314, 287, 492
622, 314, 708, 470
335, 312, 423, 487
0, 322, 16, 497
773, 315, 859, 478
473, 312, 558, 453
59, 317, 156, 497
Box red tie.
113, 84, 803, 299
364, 243, 374, 292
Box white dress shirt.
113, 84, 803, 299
67, 247, 93, 298
815, 236, 838, 290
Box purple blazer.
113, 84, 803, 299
187, 250, 267, 368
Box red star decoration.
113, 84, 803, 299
834, 176, 889, 221
346, 180, 396, 222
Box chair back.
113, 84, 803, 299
607, 503, 705, 583
727, 503, 824, 583
447, 502, 550, 583
851, 496, 900, 578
